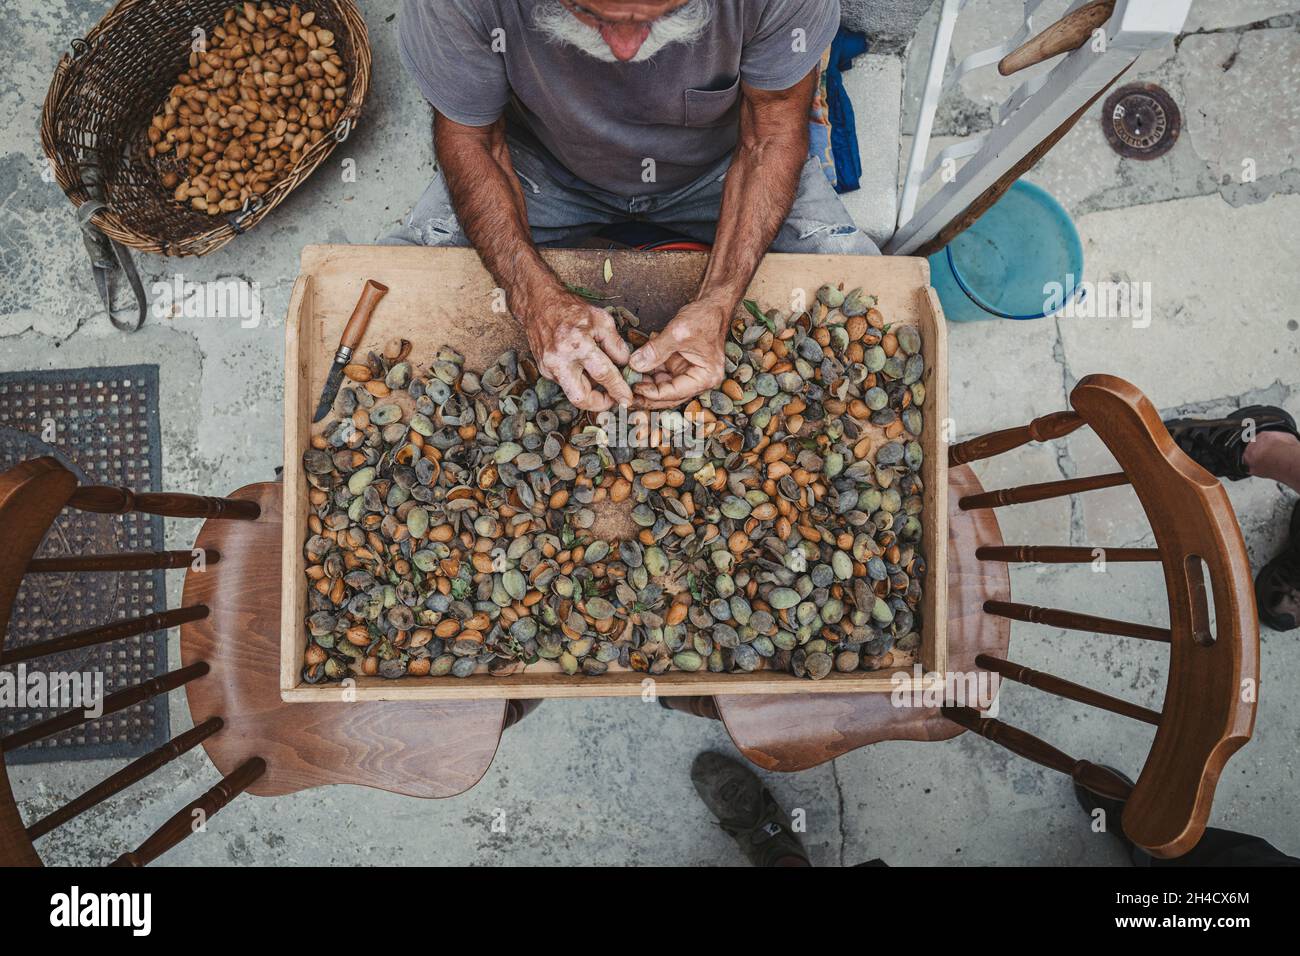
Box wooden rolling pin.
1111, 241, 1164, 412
999, 0, 1116, 76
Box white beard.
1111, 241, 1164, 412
532, 0, 712, 63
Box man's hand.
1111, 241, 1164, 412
431, 113, 632, 411
519, 287, 633, 412
630, 73, 815, 410
629, 297, 730, 409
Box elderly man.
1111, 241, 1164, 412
388, 0, 876, 412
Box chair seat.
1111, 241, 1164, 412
713, 463, 1011, 771
180, 482, 509, 799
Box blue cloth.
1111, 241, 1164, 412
826, 28, 869, 193
808, 95, 837, 188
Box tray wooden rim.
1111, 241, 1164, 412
280, 245, 948, 701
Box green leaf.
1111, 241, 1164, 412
567, 283, 618, 302
743, 298, 775, 332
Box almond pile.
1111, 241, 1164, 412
301, 291, 929, 684
146, 3, 348, 216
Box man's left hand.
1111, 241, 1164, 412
628, 298, 731, 409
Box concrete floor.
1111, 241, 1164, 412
1, 0, 1298, 866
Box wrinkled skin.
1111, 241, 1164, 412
628, 297, 730, 409
519, 287, 633, 412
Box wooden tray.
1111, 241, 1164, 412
282, 245, 948, 701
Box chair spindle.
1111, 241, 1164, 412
975, 654, 1161, 725
959, 472, 1129, 510
948, 410, 1085, 466
69, 486, 260, 521
0, 662, 210, 752
110, 757, 266, 867
943, 706, 1134, 801
976, 545, 1160, 563
25, 718, 224, 840
3, 606, 210, 665
27, 549, 221, 573
984, 600, 1171, 643
658, 696, 722, 720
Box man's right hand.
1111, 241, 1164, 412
516, 287, 633, 412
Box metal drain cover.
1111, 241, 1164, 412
1102, 83, 1181, 160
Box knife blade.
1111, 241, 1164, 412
312, 279, 390, 423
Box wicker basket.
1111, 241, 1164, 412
40, 0, 370, 258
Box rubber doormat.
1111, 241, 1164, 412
0, 365, 168, 764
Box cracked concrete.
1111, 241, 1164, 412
1, 0, 1299, 866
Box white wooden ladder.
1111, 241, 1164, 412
887, 0, 1192, 256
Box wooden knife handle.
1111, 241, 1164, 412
999, 0, 1115, 76
339, 279, 389, 352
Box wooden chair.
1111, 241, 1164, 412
0, 459, 528, 867
668, 374, 1259, 860
945, 373, 1257, 859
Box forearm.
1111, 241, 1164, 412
628, 76, 817, 408
698, 76, 814, 317
433, 113, 631, 410
433, 113, 563, 314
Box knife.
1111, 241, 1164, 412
312, 279, 390, 423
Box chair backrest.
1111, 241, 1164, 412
943, 374, 1258, 859
0, 456, 263, 866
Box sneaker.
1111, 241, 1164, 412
690, 752, 810, 867
1256, 500, 1300, 631
1163, 405, 1299, 481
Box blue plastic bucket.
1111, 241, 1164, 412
927, 179, 1083, 322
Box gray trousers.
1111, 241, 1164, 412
383, 135, 879, 255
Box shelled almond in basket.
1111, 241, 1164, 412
146, 3, 348, 216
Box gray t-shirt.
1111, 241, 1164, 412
398, 0, 839, 196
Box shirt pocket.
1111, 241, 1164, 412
683, 78, 741, 128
